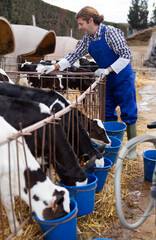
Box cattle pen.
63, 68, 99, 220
0, 17, 114, 239
1, 70, 156, 240
0, 69, 109, 240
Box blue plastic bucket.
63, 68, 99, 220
88, 158, 113, 192
92, 136, 122, 165
103, 121, 126, 142
142, 150, 156, 182
60, 174, 98, 216
103, 136, 122, 165
33, 199, 77, 240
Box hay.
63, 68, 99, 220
126, 27, 156, 46
76, 158, 145, 240
0, 198, 42, 240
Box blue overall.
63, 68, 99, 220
88, 26, 138, 125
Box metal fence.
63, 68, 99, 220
0, 65, 106, 239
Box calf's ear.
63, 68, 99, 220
51, 191, 64, 213
79, 154, 89, 166
82, 155, 96, 172
56, 161, 80, 178
54, 190, 64, 206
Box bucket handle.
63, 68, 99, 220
104, 151, 118, 157
107, 131, 124, 135
70, 183, 97, 198
37, 208, 78, 240
91, 167, 111, 173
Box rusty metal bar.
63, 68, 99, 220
99, 75, 106, 122
53, 118, 57, 182
8, 141, 17, 235
41, 125, 46, 172
6, 70, 95, 76
16, 139, 23, 222
62, 114, 65, 131
76, 107, 79, 157
34, 130, 38, 160
20, 132, 33, 224
89, 90, 91, 125
67, 111, 71, 141
0, 192, 5, 240
48, 123, 52, 181
72, 108, 75, 149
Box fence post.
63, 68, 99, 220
99, 76, 106, 122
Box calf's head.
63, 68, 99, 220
56, 155, 97, 186
24, 168, 70, 220
89, 119, 111, 146
41, 189, 70, 221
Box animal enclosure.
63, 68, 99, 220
0, 66, 106, 239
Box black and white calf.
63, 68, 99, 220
20, 60, 95, 91
60, 65, 94, 91
0, 82, 111, 165
80, 115, 111, 146
20, 60, 63, 89
79, 57, 98, 72
0, 116, 70, 235
0, 95, 97, 186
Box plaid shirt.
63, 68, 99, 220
65, 23, 132, 65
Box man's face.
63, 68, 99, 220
77, 17, 94, 35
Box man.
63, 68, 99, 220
41, 6, 138, 159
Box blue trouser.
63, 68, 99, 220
105, 70, 137, 125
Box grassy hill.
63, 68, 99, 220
0, 0, 128, 39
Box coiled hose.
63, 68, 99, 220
114, 134, 156, 229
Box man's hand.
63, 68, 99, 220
41, 65, 56, 75
94, 68, 110, 77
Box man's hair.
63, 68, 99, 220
75, 6, 104, 25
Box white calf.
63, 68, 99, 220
0, 116, 70, 235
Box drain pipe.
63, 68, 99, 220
114, 135, 156, 229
